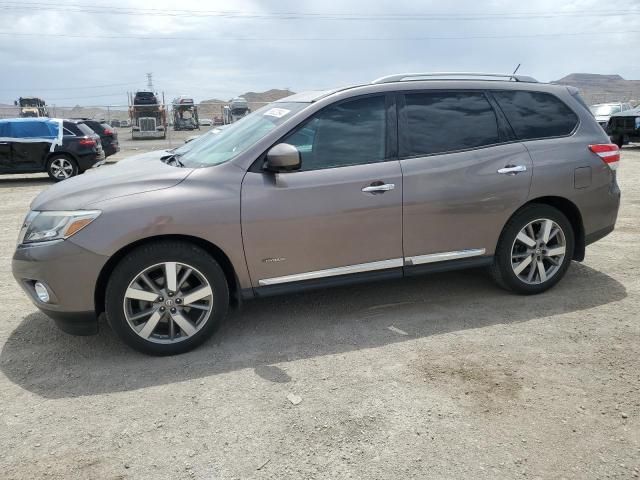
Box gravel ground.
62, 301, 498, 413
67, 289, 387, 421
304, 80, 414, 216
0, 145, 638, 479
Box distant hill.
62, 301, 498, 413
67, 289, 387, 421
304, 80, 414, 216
199, 89, 295, 118
553, 73, 640, 105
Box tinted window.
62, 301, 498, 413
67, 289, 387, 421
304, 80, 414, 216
400, 92, 500, 157
63, 122, 82, 135
76, 123, 95, 136
494, 91, 578, 140
284, 96, 386, 171
82, 121, 103, 133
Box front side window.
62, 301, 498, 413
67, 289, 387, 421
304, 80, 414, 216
283, 95, 386, 171
400, 91, 500, 157
494, 90, 578, 140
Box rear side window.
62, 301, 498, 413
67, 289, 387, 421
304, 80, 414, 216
400, 92, 500, 157
493, 91, 578, 140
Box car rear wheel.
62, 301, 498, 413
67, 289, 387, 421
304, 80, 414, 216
105, 241, 229, 355
46, 155, 78, 181
491, 204, 574, 294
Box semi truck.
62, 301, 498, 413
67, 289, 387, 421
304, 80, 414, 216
171, 96, 199, 131
222, 97, 250, 125
15, 97, 49, 118
128, 91, 167, 139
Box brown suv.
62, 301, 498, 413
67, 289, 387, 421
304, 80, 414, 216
12, 73, 621, 355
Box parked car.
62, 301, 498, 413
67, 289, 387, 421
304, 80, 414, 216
120, 119, 130, 128
199, 118, 213, 126
608, 107, 640, 147
110, 119, 121, 128
590, 102, 633, 130
73, 119, 120, 157
12, 72, 620, 355
0, 117, 105, 180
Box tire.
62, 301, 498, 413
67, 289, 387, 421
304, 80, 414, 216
46, 155, 78, 181
491, 204, 575, 295
615, 136, 624, 149
105, 241, 229, 355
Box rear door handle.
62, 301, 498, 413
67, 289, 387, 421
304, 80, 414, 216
362, 183, 395, 193
497, 165, 527, 175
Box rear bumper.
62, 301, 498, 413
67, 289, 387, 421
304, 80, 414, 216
585, 225, 615, 246
76, 153, 102, 172
103, 142, 120, 157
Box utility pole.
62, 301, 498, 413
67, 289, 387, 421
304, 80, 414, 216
146, 72, 154, 92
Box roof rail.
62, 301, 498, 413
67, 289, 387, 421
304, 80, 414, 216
371, 72, 538, 84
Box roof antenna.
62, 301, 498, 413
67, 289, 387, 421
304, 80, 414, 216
511, 63, 521, 80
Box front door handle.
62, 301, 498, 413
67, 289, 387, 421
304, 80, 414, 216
497, 165, 527, 175
362, 183, 395, 193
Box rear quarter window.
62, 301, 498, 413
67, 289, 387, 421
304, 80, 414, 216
493, 90, 578, 140
63, 123, 82, 135
77, 123, 96, 136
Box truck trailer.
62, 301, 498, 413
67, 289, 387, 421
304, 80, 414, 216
172, 96, 199, 131
128, 91, 167, 139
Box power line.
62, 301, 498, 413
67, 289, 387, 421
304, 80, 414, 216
0, 81, 137, 92
0, 30, 639, 41
0, 2, 638, 20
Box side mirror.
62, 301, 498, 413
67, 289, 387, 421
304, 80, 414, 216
265, 143, 301, 172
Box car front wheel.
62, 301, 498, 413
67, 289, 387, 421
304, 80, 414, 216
491, 204, 574, 294
105, 241, 229, 355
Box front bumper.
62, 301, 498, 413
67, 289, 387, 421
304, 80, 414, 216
132, 130, 165, 139
12, 240, 109, 335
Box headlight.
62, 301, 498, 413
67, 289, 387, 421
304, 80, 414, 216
18, 210, 101, 245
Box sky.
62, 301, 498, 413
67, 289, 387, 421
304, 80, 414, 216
0, 0, 638, 107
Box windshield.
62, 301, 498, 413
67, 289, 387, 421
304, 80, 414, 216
178, 102, 308, 167
590, 104, 621, 116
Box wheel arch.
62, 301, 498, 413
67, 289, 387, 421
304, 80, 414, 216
94, 234, 241, 316
46, 150, 78, 163
507, 196, 585, 261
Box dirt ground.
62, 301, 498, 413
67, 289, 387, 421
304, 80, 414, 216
0, 143, 638, 480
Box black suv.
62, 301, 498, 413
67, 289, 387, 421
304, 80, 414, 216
0, 118, 105, 181
73, 118, 120, 157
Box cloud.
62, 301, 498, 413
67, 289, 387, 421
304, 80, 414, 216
0, 0, 638, 106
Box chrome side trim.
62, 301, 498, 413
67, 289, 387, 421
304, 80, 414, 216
404, 248, 486, 266
258, 258, 404, 286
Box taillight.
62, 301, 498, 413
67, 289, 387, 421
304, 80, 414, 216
78, 137, 96, 147
588, 144, 620, 170
103, 128, 113, 136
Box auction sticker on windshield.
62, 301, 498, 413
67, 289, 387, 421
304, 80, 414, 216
263, 108, 290, 118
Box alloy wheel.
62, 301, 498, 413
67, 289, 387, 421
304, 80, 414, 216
510, 218, 566, 285
50, 158, 74, 179
123, 262, 214, 344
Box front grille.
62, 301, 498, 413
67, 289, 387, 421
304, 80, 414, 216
139, 117, 156, 132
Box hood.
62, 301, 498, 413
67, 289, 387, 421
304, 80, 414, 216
117, 148, 172, 165
31, 157, 192, 211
